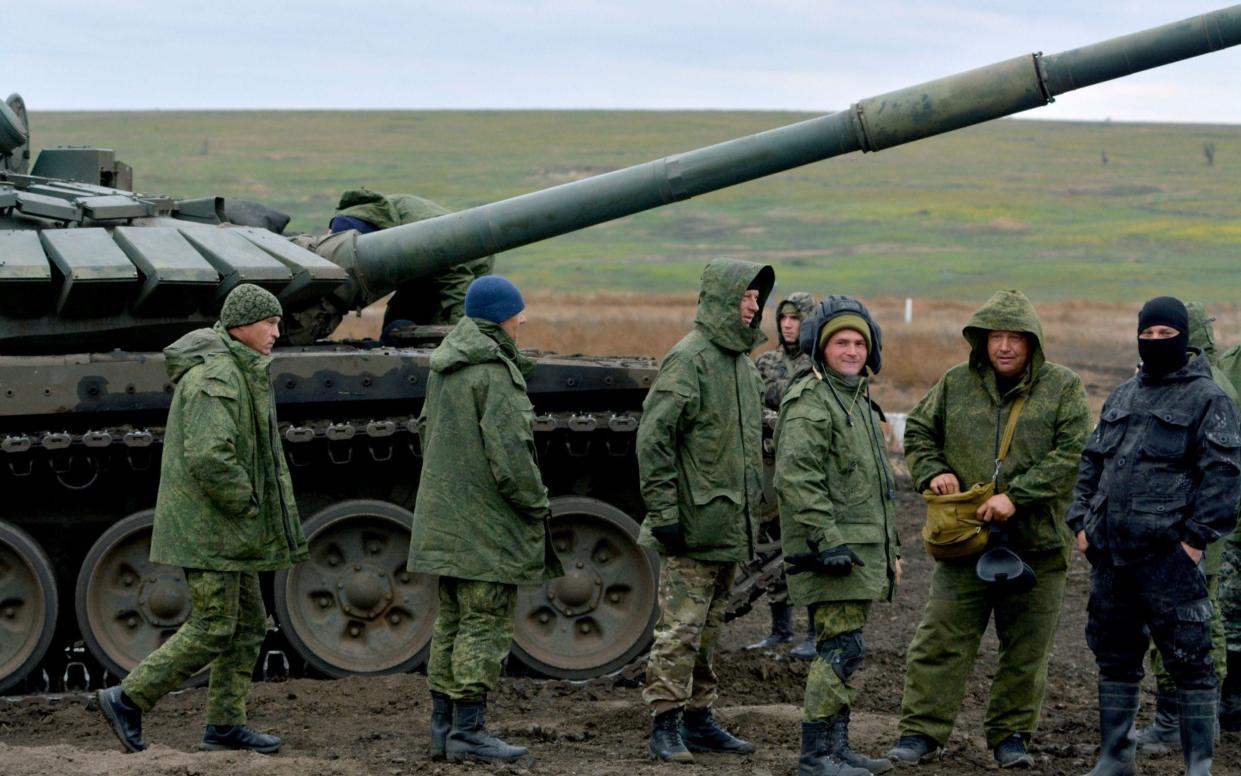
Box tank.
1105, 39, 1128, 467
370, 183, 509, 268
0, 6, 1238, 694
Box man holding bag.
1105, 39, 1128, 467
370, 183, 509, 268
886, 289, 1090, 769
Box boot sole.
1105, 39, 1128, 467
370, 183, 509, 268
97, 694, 146, 754
684, 743, 755, 754
199, 742, 281, 754
447, 751, 528, 763
649, 750, 694, 763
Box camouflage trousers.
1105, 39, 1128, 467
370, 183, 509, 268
898, 547, 1068, 750
1222, 536, 1241, 657
121, 569, 266, 726
642, 556, 737, 715
426, 577, 516, 700
1149, 573, 1227, 694
805, 601, 871, 721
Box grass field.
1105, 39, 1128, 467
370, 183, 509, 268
30, 109, 1241, 303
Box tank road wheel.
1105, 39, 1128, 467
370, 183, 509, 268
75, 510, 192, 678
0, 521, 58, 695
273, 500, 436, 676
510, 496, 659, 679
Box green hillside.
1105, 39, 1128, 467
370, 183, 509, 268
30, 110, 1241, 302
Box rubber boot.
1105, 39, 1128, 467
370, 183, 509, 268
800, 721, 869, 776
680, 707, 755, 754
1135, 688, 1180, 755
1221, 652, 1241, 732
446, 698, 528, 763
430, 692, 451, 761
1178, 688, 1215, 776
649, 708, 693, 763
830, 711, 892, 773
1084, 681, 1139, 776
747, 602, 794, 649
791, 606, 818, 661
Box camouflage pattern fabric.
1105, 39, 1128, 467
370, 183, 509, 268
426, 577, 517, 700
804, 601, 871, 721
121, 570, 266, 725
898, 547, 1069, 750
408, 317, 562, 585
218, 283, 281, 330
149, 323, 307, 572
1223, 537, 1241, 656
905, 289, 1092, 552
756, 291, 816, 427
637, 259, 773, 563
642, 556, 737, 715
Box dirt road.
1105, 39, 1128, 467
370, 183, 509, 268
2, 486, 1237, 775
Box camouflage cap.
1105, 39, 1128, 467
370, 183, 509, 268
220, 284, 282, 329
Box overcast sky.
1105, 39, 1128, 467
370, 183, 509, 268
5, 1, 1239, 122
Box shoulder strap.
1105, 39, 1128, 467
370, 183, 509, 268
997, 395, 1026, 462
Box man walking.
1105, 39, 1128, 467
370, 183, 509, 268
639, 258, 774, 763
887, 289, 1091, 768
407, 275, 562, 764
776, 296, 899, 776
98, 284, 308, 754
1069, 296, 1241, 776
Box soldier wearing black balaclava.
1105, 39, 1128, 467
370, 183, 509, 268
1067, 296, 1241, 776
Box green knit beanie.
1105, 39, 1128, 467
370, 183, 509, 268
817, 313, 871, 353
220, 284, 282, 329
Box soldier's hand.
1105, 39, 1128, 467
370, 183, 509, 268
895, 558, 904, 586
650, 522, 688, 554
1075, 530, 1089, 556
1181, 542, 1204, 565
976, 493, 1016, 523
929, 473, 960, 495
786, 544, 864, 576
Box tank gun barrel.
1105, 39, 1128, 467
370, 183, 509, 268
344, 4, 1241, 303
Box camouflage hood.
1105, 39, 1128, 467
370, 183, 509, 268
693, 258, 774, 354
335, 189, 449, 229
962, 289, 1046, 384
776, 291, 816, 351
1186, 301, 1218, 363
430, 315, 534, 380
164, 323, 270, 384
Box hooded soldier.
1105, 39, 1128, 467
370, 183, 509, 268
638, 258, 774, 763
888, 289, 1091, 769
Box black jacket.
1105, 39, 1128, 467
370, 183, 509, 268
1066, 352, 1241, 565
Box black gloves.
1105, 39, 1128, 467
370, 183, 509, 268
786, 541, 865, 576
650, 523, 688, 554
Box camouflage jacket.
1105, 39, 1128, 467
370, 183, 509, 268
776, 367, 900, 604
407, 317, 562, 585
149, 323, 308, 571
1066, 352, 1241, 565
336, 190, 494, 326
756, 292, 815, 428
637, 258, 774, 562
905, 290, 1092, 552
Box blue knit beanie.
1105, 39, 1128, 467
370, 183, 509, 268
465, 276, 525, 324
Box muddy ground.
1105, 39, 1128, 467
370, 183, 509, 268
2, 485, 1238, 775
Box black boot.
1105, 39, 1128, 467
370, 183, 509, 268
747, 603, 794, 649
446, 698, 528, 763
97, 686, 147, 753
829, 711, 892, 773
800, 721, 869, 776
680, 707, 755, 754
791, 606, 819, 661
201, 725, 282, 754
1221, 651, 1241, 732
1135, 688, 1179, 755
1084, 681, 1139, 776
1178, 688, 1215, 776
430, 692, 451, 761
649, 708, 693, 763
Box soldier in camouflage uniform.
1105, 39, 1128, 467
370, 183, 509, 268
407, 276, 563, 764
752, 292, 817, 655
638, 258, 774, 763
888, 290, 1092, 769
1135, 302, 1234, 754
97, 284, 309, 755
1212, 329, 1241, 731
776, 296, 900, 776
330, 188, 495, 328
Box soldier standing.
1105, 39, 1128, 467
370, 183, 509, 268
1068, 296, 1241, 776
1211, 330, 1241, 732
97, 284, 308, 754
638, 258, 774, 763
887, 289, 1091, 769
775, 296, 900, 776
751, 291, 819, 658
407, 275, 562, 764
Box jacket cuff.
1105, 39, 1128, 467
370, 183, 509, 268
1182, 529, 1209, 551
646, 507, 680, 528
